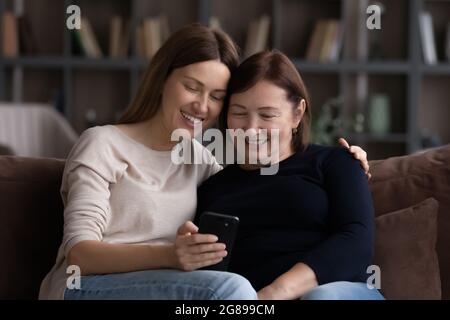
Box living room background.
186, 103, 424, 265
1, 0, 450, 160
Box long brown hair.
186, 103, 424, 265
117, 23, 240, 124
219, 50, 311, 151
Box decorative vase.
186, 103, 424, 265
367, 94, 390, 134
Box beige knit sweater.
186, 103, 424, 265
39, 125, 221, 299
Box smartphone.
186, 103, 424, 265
198, 212, 239, 271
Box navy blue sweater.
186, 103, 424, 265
195, 144, 375, 291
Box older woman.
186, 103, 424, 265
194, 51, 384, 300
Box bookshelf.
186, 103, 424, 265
1, 0, 450, 159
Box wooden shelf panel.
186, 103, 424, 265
22, 69, 63, 104
301, 72, 340, 118
72, 0, 132, 58
2, 67, 64, 108
279, 0, 341, 57
421, 64, 450, 74
419, 75, 450, 145
367, 0, 409, 60
72, 70, 131, 134
211, 0, 273, 49
2, 57, 416, 76
3, 0, 66, 56
2, 57, 67, 68
2, 57, 138, 70
70, 58, 135, 69
134, 0, 199, 32
293, 60, 411, 74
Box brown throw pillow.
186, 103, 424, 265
373, 198, 441, 300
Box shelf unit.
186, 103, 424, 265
1, 0, 450, 159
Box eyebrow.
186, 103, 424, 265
183, 76, 227, 92
230, 104, 280, 111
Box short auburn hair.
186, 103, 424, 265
219, 50, 311, 151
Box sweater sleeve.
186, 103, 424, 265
61, 127, 126, 257
300, 147, 375, 285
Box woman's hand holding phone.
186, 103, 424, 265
173, 221, 228, 271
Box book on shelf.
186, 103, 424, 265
109, 16, 122, 58
136, 23, 145, 58
159, 15, 170, 43
320, 21, 334, 61
79, 17, 103, 58
306, 19, 342, 62
446, 22, 450, 62
136, 15, 170, 59
109, 16, 130, 58
209, 16, 222, 31
244, 15, 270, 58
306, 20, 326, 61
419, 12, 437, 65
144, 17, 161, 59
119, 20, 130, 58
1, 11, 19, 57
72, 29, 85, 56
1, 10, 39, 57
342, 0, 368, 61
17, 14, 38, 55
328, 21, 343, 62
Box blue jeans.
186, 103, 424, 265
64, 269, 258, 300
301, 281, 385, 300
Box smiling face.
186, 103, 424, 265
157, 60, 231, 137
227, 80, 305, 165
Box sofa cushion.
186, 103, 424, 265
373, 198, 441, 300
1, 145, 449, 300
0, 156, 65, 299
369, 145, 450, 299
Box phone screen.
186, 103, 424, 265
198, 212, 239, 271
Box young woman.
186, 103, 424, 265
194, 51, 384, 300
39, 24, 369, 300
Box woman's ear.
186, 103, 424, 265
293, 99, 306, 127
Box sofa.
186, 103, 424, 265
0, 145, 449, 300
